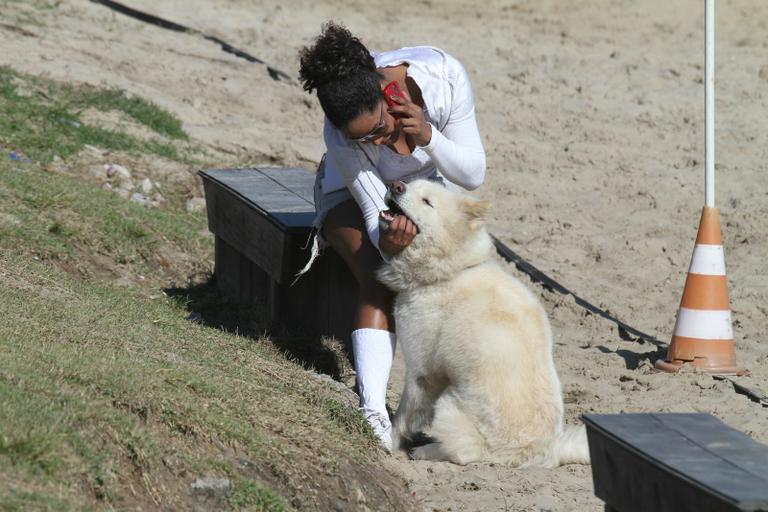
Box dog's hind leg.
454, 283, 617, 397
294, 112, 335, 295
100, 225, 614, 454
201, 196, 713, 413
410, 392, 486, 465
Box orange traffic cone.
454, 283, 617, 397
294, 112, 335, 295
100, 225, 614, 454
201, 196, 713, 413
655, 206, 745, 375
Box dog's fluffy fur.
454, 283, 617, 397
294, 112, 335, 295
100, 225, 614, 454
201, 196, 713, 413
377, 180, 589, 467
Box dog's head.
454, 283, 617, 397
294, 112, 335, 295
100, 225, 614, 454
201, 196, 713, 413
377, 179, 493, 290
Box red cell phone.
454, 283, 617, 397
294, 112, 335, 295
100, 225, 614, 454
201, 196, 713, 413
383, 81, 405, 118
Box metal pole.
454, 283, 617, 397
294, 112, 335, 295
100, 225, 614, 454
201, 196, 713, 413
705, 0, 715, 207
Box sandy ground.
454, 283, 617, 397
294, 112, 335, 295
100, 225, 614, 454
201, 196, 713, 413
2, 0, 767, 510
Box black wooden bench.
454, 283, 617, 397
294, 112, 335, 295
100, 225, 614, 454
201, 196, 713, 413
198, 167, 357, 340
583, 413, 768, 512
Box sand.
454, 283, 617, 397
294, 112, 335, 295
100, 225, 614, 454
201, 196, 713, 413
2, 0, 766, 510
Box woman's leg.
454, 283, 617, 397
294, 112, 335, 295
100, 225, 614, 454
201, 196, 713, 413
322, 199, 394, 330
322, 198, 396, 450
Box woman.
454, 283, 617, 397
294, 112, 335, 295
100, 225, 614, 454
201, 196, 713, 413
298, 22, 486, 451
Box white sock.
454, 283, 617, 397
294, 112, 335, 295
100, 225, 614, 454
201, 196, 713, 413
352, 328, 396, 417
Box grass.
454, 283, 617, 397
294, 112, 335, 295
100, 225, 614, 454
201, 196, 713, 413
0, 66, 198, 163
2, 256, 380, 506
0, 206, 381, 510
0, 65, 412, 510
64, 87, 188, 141
0, 158, 209, 284
229, 480, 291, 511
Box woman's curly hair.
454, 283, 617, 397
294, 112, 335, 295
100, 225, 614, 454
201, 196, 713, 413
299, 22, 383, 128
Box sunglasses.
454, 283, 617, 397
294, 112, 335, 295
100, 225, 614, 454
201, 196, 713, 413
350, 101, 386, 143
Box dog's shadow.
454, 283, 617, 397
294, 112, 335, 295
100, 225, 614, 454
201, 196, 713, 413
164, 275, 354, 380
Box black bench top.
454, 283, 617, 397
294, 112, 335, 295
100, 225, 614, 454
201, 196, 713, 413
584, 413, 768, 512
199, 167, 316, 231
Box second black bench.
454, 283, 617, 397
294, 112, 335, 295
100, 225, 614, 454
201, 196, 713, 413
584, 413, 768, 512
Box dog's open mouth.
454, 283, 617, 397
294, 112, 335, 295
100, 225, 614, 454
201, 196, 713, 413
380, 197, 417, 232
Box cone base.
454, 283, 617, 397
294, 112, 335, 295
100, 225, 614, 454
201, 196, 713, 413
655, 358, 747, 376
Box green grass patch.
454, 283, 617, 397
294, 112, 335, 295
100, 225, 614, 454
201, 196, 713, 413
0, 158, 208, 281
229, 479, 292, 511
324, 398, 377, 441
0, 244, 377, 509
0, 66, 194, 163
0, 155, 393, 509
0, 489, 78, 512
65, 87, 188, 141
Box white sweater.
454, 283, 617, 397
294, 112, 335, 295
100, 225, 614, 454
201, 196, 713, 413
321, 46, 486, 254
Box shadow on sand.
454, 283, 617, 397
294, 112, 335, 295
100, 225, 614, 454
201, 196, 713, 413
593, 344, 667, 370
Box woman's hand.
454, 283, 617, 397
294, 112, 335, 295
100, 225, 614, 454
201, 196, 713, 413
379, 212, 418, 256
387, 94, 432, 147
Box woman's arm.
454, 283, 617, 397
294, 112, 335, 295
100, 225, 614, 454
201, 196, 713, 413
422, 58, 486, 189
324, 125, 418, 257
326, 147, 417, 258
326, 137, 418, 260
389, 57, 486, 190
420, 115, 485, 190
323, 139, 387, 243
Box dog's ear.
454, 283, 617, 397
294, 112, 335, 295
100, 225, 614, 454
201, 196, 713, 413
461, 197, 492, 221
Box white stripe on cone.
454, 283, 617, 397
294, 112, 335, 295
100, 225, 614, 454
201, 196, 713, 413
674, 308, 733, 340
688, 244, 726, 276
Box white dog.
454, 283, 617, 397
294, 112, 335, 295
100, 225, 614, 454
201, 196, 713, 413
377, 179, 589, 467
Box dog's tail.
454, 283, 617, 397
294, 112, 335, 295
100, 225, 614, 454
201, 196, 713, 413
517, 424, 590, 468
553, 424, 590, 465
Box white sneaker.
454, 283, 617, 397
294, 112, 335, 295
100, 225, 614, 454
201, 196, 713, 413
363, 409, 392, 453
